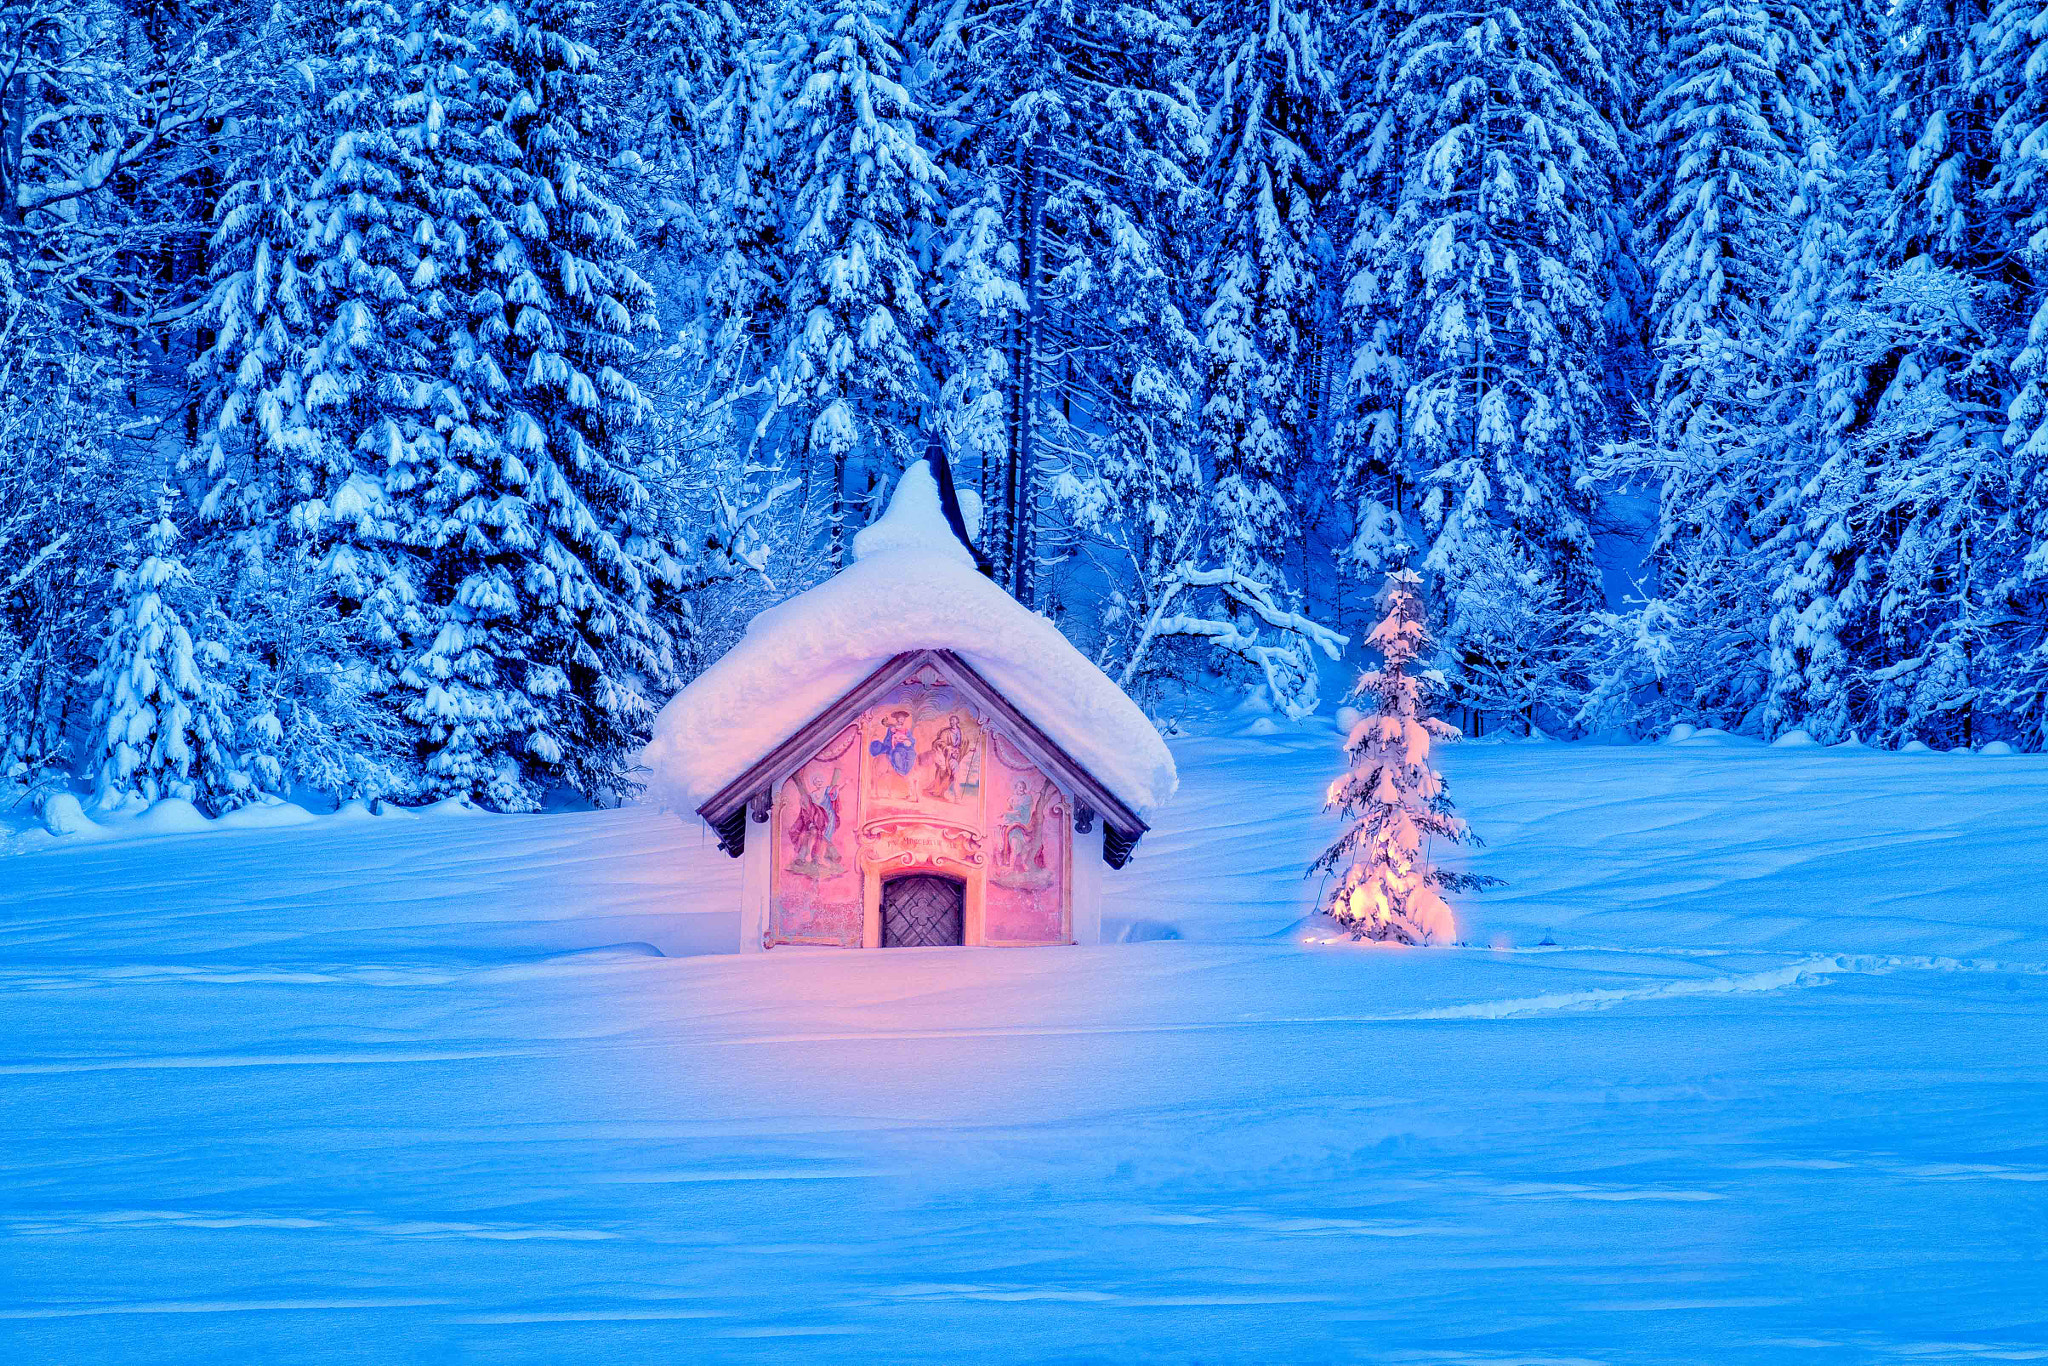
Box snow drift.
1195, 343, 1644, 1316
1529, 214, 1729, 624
4, 732, 2046, 1362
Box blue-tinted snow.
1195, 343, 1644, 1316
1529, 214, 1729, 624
2, 725, 2044, 1361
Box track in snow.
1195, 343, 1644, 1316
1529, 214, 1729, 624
3, 724, 2046, 1361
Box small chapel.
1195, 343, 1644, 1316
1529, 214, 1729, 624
644, 460, 1177, 951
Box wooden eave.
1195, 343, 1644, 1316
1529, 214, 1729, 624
693, 649, 1149, 848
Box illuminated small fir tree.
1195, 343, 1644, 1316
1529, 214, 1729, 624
1312, 568, 1493, 943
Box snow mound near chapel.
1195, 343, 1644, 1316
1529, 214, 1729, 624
644, 462, 1178, 820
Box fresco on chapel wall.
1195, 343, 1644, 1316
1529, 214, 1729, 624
768, 722, 864, 946
862, 670, 987, 820
982, 731, 1069, 944
857, 668, 990, 878
769, 662, 1070, 946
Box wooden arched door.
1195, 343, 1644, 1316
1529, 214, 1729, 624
880, 874, 965, 947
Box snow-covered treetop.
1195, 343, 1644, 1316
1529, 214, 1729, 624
644, 461, 1179, 819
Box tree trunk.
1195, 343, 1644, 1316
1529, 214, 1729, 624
0, 38, 23, 232
829, 446, 846, 571
1008, 133, 1044, 607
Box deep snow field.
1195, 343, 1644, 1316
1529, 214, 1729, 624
3, 722, 2046, 1363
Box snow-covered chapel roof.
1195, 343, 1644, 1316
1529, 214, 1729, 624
647, 464, 1179, 823
644, 462, 1178, 823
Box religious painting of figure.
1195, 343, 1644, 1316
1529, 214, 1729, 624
983, 732, 1068, 943
869, 708, 918, 801
769, 723, 864, 946
864, 674, 984, 816
784, 767, 844, 879
923, 715, 969, 801
991, 776, 1058, 891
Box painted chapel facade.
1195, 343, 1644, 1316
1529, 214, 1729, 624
696, 649, 1146, 950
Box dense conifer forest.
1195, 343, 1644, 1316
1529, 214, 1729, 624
2, 0, 2039, 809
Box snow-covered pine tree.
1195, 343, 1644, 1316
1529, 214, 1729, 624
190, 196, 309, 546
913, 0, 1057, 599
85, 493, 251, 813
1638, 0, 1795, 450
393, 0, 679, 808
893, 0, 1019, 538
927, 0, 1342, 708
1197, 0, 1334, 588
324, 0, 480, 628
0, 272, 137, 787
1590, 0, 1810, 739
0, 0, 255, 788
925, 163, 1022, 517
1984, 0, 2048, 739
1754, 124, 1885, 742
197, 26, 423, 811
1327, 0, 1417, 599
1312, 568, 1489, 944
707, 10, 799, 361
761, 0, 943, 572
1681, 0, 2016, 750
186, 13, 325, 551
632, 0, 743, 270
1347, 0, 1626, 730
1825, 0, 2017, 748
299, 0, 444, 550
188, 0, 448, 799
916, 0, 1215, 616
1585, 0, 1885, 744
1592, 4, 1896, 746
627, 0, 779, 459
